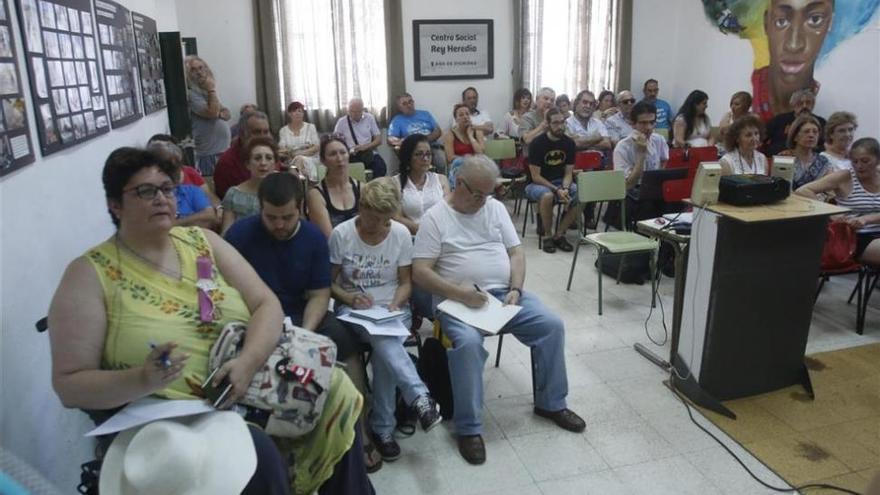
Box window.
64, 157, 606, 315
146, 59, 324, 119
521, 0, 621, 97
275, 0, 388, 129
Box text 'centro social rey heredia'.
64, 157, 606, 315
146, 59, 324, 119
429, 33, 478, 56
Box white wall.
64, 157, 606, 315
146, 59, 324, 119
631, 0, 880, 139
175, 0, 257, 118
401, 0, 515, 135
0, 0, 178, 489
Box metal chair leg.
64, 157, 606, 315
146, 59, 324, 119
566, 240, 582, 290
522, 201, 530, 238
848, 269, 866, 305
815, 275, 828, 302
597, 251, 604, 315
494, 334, 504, 368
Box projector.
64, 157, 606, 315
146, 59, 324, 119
718, 174, 790, 206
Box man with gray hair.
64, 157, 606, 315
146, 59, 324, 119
213, 110, 274, 199
333, 97, 386, 176
604, 90, 637, 145
519, 87, 556, 145
413, 155, 585, 465
764, 88, 826, 156
565, 90, 611, 152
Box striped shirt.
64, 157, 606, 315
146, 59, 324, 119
836, 169, 880, 233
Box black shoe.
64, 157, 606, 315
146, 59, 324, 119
371, 431, 401, 461
554, 237, 574, 252
534, 407, 586, 433
457, 434, 486, 465
411, 395, 442, 432
542, 238, 557, 253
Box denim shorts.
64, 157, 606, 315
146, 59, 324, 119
525, 179, 578, 204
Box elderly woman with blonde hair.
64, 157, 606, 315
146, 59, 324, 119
820, 111, 859, 171
328, 178, 442, 463
185, 55, 231, 176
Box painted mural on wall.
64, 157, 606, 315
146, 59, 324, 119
702, 0, 880, 121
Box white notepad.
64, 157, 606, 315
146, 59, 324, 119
347, 307, 406, 323
437, 292, 522, 335
337, 312, 411, 337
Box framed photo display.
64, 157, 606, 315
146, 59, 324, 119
0, 0, 35, 176
131, 11, 164, 115
14, 0, 108, 156
413, 19, 494, 81
94, 0, 141, 128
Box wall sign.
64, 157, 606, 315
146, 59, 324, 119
94, 0, 141, 128
0, 0, 35, 176
15, 0, 109, 156
131, 10, 165, 115
413, 19, 493, 81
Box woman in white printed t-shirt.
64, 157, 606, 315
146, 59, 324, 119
719, 115, 768, 176
328, 178, 442, 463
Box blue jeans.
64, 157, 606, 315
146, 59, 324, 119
437, 289, 569, 435
338, 308, 427, 436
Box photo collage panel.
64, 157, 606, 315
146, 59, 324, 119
15, 0, 108, 155
131, 11, 164, 115
0, 0, 35, 177
95, 0, 140, 128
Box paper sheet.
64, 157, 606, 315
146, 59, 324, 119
348, 307, 405, 323
437, 293, 522, 335
85, 397, 214, 437
337, 313, 410, 337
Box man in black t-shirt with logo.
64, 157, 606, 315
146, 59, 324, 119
525, 107, 581, 253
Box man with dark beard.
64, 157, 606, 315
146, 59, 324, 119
525, 107, 581, 253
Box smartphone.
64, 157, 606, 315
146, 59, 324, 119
201, 368, 233, 408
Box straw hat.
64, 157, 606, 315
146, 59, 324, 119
99, 411, 256, 495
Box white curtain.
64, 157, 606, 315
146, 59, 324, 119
521, 0, 621, 98
277, 0, 388, 131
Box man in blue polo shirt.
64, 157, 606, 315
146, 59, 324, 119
387, 92, 446, 173
640, 79, 673, 132
224, 173, 358, 365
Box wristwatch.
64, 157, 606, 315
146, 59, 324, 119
509, 287, 523, 296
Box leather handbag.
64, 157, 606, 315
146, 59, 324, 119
820, 221, 857, 270
208, 320, 337, 438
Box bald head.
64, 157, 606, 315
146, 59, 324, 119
348, 98, 365, 121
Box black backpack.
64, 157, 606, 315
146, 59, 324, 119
416, 337, 454, 419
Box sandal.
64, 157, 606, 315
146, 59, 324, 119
363, 442, 384, 473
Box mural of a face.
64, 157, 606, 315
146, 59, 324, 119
764, 0, 833, 89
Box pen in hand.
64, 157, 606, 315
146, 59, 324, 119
148, 341, 172, 369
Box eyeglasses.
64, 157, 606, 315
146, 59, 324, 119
459, 178, 493, 201
414, 151, 433, 159
124, 182, 177, 200
620, 99, 635, 104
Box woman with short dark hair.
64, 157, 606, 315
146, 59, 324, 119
787, 114, 833, 189
497, 88, 532, 139
719, 115, 767, 175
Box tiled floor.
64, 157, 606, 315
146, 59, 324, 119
371, 207, 880, 495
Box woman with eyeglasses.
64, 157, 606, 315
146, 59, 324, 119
393, 134, 450, 236
221, 137, 277, 234
307, 136, 362, 238
497, 88, 532, 139
820, 112, 858, 171
672, 89, 714, 148
46, 147, 375, 495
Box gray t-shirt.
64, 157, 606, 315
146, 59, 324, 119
188, 87, 231, 156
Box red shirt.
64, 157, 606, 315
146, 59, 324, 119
181, 166, 205, 187
213, 138, 248, 200
751, 66, 820, 124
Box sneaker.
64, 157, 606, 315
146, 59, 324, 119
411, 394, 443, 432
554, 237, 574, 252
371, 431, 401, 461
542, 238, 557, 253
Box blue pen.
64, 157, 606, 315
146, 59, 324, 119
148, 341, 172, 369
473, 284, 482, 292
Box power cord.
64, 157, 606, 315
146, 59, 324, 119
669, 378, 861, 494
643, 263, 669, 347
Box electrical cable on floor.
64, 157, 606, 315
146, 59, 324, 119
643, 264, 669, 347
669, 373, 861, 495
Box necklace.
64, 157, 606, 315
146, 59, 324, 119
115, 233, 190, 282
737, 150, 755, 174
